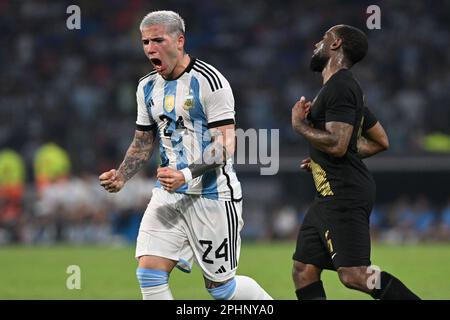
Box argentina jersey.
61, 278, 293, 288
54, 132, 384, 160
135, 57, 242, 202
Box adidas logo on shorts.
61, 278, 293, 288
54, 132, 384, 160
215, 265, 226, 274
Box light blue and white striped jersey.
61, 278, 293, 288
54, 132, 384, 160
135, 57, 242, 201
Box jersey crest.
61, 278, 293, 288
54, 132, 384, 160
164, 95, 175, 112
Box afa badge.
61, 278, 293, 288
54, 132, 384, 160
183, 95, 194, 110
164, 95, 175, 112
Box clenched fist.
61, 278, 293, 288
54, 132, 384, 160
157, 167, 186, 192
99, 169, 125, 193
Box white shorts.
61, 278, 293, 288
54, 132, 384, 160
136, 188, 243, 282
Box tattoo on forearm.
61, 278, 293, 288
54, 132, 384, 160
296, 123, 336, 149
118, 130, 155, 181
357, 137, 382, 159
294, 121, 351, 155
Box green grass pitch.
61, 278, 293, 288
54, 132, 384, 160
1, 242, 449, 299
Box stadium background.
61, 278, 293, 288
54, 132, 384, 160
1, 0, 450, 299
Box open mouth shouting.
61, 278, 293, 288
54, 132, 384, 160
150, 57, 164, 73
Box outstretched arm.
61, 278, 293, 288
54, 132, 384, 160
99, 129, 156, 192
357, 122, 389, 159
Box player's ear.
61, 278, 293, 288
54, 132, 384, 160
177, 33, 185, 50
330, 38, 342, 51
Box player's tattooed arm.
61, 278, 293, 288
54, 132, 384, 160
357, 122, 389, 158
157, 124, 235, 192
187, 144, 228, 178
99, 129, 156, 193
117, 129, 156, 182
188, 124, 235, 179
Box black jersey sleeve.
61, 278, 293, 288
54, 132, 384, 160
324, 80, 357, 125
362, 106, 378, 132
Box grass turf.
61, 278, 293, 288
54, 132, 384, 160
0, 242, 449, 299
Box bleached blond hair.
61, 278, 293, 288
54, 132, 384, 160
140, 10, 185, 36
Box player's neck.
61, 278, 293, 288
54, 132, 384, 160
322, 55, 350, 84
167, 53, 191, 80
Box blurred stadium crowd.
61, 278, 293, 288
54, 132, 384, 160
1, 0, 450, 244
1, 172, 450, 245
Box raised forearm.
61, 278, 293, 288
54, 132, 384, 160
184, 125, 234, 180
188, 143, 228, 179
293, 121, 340, 154
117, 130, 155, 182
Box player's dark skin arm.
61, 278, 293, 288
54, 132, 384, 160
294, 121, 353, 157
357, 122, 389, 159
300, 121, 389, 171
292, 97, 352, 157
99, 130, 156, 192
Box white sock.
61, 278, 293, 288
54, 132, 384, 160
141, 283, 174, 300
230, 275, 273, 300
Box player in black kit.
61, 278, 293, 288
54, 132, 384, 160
291, 25, 420, 300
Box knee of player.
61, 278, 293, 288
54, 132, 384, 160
337, 267, 365, 289
292, 261, 307, 277
292, 261, 320, 282
205, 277, 236, 300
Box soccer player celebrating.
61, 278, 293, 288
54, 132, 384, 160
99, 10, 271, 300
291, 25, 420, 300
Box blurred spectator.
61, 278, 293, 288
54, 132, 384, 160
369, 206, 387, 241
382, 195, 439, 243
271, 204, 298, 240
0, 149, 25, 243
383, 195, 414, 243
33, 143, 71, 194
13, 172, 153, 245
412, 195, 437, 241
437, 197, 450, 241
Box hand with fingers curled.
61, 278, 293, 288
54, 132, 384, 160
300, 157, 312, 173
99, 169, 125, 193
156, 166, 186, 192
291, 96, 312, 128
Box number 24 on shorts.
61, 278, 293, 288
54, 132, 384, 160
199, 239, 228, 264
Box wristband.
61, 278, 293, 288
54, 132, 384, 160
180, 167, 193, 183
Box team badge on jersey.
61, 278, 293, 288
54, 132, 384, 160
164, 95, 175, 112
183, 95, 194, 110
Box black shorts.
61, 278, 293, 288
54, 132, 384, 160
293, 199, 372, 270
